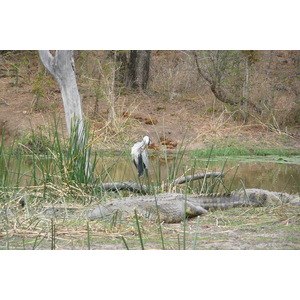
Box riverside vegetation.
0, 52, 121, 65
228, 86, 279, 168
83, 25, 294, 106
1, 51, 300, 249
1, 121, 300, 250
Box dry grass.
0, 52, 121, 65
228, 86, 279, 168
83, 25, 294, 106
2, 188, 300, 250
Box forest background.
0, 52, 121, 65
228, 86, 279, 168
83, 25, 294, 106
0, 50, 300, 153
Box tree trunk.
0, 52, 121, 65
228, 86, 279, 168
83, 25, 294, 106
127, 50, 151, 91
38, 50, 84, 137
108, 51, 117, 125
115, 51, 128, 85
242, 58, 249, 123
38, 50, 91, 180
210, 82, 239, 106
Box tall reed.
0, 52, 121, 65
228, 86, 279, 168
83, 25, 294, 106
1, 116, 100, 187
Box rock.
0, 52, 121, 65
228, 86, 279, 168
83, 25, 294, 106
166, 144, 176, 149
145, 118, 158, 125
159, 136, 171, 145
160, 136, 177, 148
168, 141, 178, 147
133, 115, 144, 121
149, 143, 159, 150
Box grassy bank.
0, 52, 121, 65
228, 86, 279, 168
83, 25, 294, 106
191, 147, 300, 158
1, 117, 300, 250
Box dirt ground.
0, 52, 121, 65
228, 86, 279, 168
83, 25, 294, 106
1, 53, 300, 151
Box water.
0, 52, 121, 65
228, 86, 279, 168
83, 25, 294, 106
3, 154, 300, 194
101, 154, 300, 194
196, 159, 300, 194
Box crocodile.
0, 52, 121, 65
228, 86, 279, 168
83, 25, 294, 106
87, 188, 300, 223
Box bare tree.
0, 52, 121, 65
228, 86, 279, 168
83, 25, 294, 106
193, 50, 261, 121
193, 50, 241, 106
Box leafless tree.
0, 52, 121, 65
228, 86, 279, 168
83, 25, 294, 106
193, 50, 241, 106
193, 50, 261, 121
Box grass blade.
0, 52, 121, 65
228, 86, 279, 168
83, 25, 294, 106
121, 236, 130, 250
51, 218, 56, 250
87, 221, 91, 250
192, 216, 201, 250
134, 209, 144, 250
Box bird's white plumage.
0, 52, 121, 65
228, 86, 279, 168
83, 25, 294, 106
141, 147, 149, 169
131, 136, 150, 176
142, 136, 150, 145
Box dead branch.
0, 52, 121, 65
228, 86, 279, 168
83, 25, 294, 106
99, 172, 224, 193
172, 172, 224, 185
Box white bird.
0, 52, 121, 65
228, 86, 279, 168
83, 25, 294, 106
131, 136, 151, 176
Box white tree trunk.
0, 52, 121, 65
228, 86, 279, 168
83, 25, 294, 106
38, 50, 91, 180
38, 50, 84, 137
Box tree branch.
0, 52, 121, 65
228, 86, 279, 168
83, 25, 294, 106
99, 172, 224, 193
193, 51, 212, 84
38, 50, 55, 76
172, 172, 224, 185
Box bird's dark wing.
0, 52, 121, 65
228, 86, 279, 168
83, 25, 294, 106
143, 163, 148, 176
137, 153, 144, 176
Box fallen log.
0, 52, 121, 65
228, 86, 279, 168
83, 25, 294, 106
172, 172, 224, 185
100, 172, 224, 193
